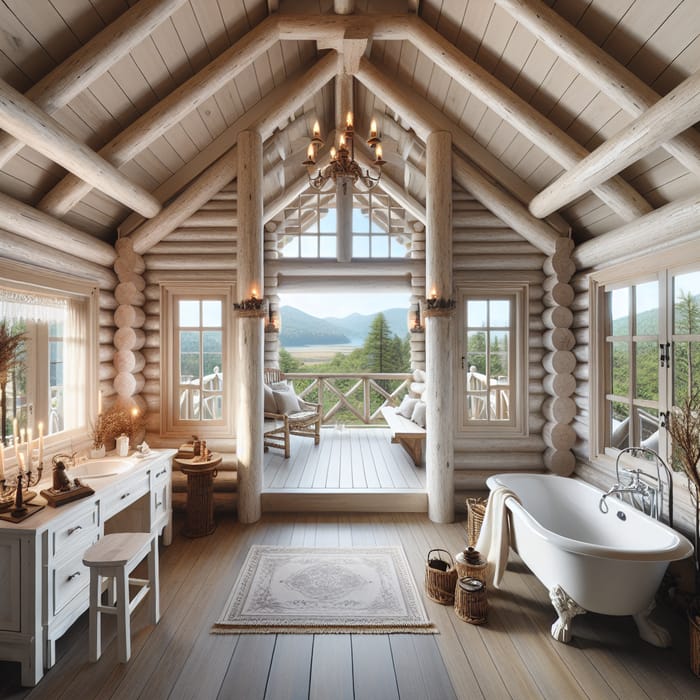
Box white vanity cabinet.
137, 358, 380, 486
0, 448, 175, 687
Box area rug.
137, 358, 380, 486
213, 545, 436, 634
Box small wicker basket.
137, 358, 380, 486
466, 497, 487, 547
425, 549, 458, 605
454, 577, 488, 625
455, 547, 488, 581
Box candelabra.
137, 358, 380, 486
0, 462, 43, 520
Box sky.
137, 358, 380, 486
280, 291, 411, 319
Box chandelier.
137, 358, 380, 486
303, 112, 385, 191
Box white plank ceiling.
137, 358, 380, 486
0, 0, 697, 243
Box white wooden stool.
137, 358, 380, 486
82, 532, 159, 663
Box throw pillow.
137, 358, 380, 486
411, 400, 426, 428
273, 387, 301, 414
413, 368, 426, 383
397, 395, 419, 418
264, 384, 277, 413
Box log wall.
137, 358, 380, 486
451, 189, 547, 501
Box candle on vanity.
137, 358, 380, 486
26, 428, 32, 470
12, 418, 19, 463
38, 422, 44, 465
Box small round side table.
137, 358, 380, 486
174, 452, 222, 538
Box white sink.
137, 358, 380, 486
71, 456, 139, 479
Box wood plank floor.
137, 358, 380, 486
2, 512, 698, 699
264, 427, 425, 491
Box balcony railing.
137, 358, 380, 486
284, 372, 413, 425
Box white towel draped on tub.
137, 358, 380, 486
476, 487, 520, 589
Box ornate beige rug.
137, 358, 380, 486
213, 545, 436, 634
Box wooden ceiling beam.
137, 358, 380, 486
128, 54, 338, 252
38, 14, 280, 219
573, 194, 700, 270
0, 192, 116, 267
406, 15, 652, 222
276, 14, 411, 41
530, 69, 700, 219
0, 78, 160, 218
0, 0, 188, 170
356, 57, 570, 234
494, 0, 700, 178
452, 157, 559, 257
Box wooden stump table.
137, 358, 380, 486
174, 453, 222, 538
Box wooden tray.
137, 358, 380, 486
40, 484, 95, 507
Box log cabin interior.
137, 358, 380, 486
1, 0, 700, 697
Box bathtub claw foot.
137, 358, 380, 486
633, 600, 672, 647
549, 585, 586, 643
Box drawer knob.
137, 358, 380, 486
67, 525, 83, 536
120, 492, 130, 500
155, 499, 163, 508
67, 571, 82, 581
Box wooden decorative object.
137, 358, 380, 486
40, 483, 95, 507
690, 610, 700, 677
454, 577, 488, 625
466, 497, 487, 546
425, 549, 458, 605
455, 546, 488, 581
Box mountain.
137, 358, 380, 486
279, 307, 351, 346
325, 308, 409, 341
279, 306, 409, 347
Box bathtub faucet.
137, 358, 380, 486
599, 469, 650, 514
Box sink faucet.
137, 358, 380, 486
599, 469, 650, 513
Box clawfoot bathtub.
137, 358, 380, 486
486, 473, 693, 646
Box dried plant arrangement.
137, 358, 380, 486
0, 322, 25, 386
91, 403, 145, 448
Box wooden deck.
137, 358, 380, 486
3, 512, 698, 699
262, 427, 428, 512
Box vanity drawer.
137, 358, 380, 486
100, 470, 149, 521
50, 505, 99, 558
52, 542, 96, 616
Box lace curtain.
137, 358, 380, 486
0, 288, 67, 324
63, 297, 87, 431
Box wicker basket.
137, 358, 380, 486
425, 549, 458, 605
454, 577, 488, 625
455, 547, 488, 581
466, 497, 487, 547
690, 609, 700, 677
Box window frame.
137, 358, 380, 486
456, 281, 528, 437
589, 241, 700, 465
160, 282, 235, 438
0, 258, 99, 462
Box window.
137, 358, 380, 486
352, 191, 409, 258
457, 283, 527, 435
161, 284, 234, 437
0, 259, 97, 461
278, 190, 410, 259
592, 249, 700, 464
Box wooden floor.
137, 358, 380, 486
264, 427, 425, 491
2, 512, 698, 699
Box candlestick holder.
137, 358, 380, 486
0, 463, 45, 522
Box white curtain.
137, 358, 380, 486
62, 298, 86, 431
0, 288, 67, 324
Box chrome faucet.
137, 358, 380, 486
599, 468, 651, 514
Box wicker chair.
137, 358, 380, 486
263, 368, 321, 458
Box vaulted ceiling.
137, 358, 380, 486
0, 0, 698, 253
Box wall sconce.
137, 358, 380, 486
409, 302, 424, 333
424, 294, 456, 317
265, 302, 280, 333
234, 293, 266, 317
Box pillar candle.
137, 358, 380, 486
38, 422, 44, 465
26, 428, 32, 471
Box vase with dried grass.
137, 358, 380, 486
667, 388, 700, 675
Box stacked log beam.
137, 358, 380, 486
409, 220, 426, 370
541, 237, 577, 475
264, 220, 281, 368
112, 238, 147, 420
570, 272, 590, 461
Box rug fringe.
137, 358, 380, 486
212, 625, 439, 635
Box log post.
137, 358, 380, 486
425, 131, 454, 523
236, 131, 264, 524
541, 237, 577, 475
336, 74, 354, 263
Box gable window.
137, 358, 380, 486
161, 284, 234, 437
352, 191, 409, 258
457, 283, 527, 435
592, 249, 700, 464
1, 260, 97, 460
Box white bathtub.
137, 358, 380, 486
486, 472, 693, 646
